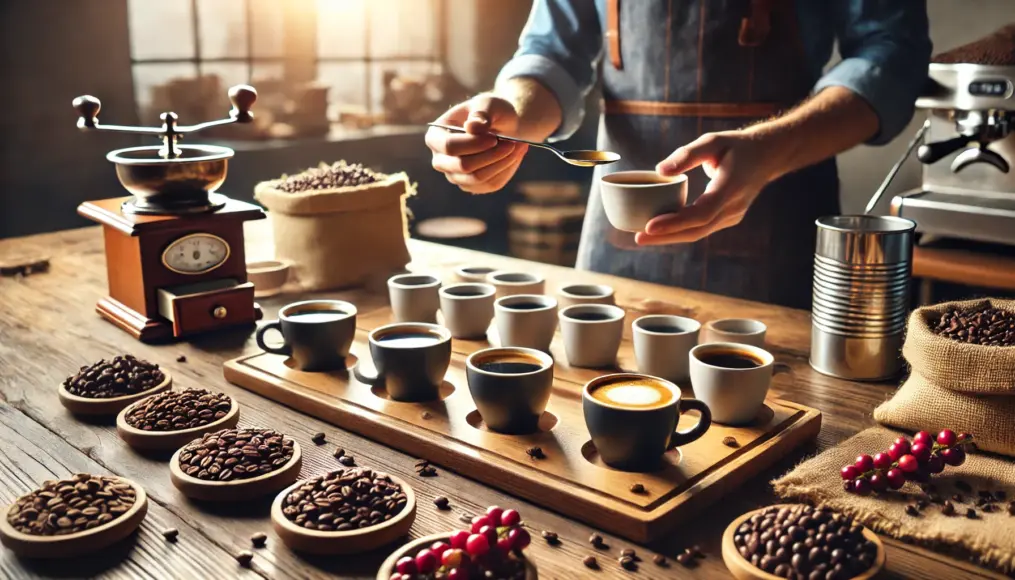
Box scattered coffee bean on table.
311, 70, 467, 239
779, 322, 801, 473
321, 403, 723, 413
417, 465, 437, 477
280, 467, 407, 531
541, 530, 559, 545
589, 533, 605, 548
420, 411, 433, 420
312, 432, 326, 445
526, 446, 545, 460
967, 508, 978, 519
338, 455, 355, 467
433, 496, 450, 510
6, 474, 137, 536
733, 505, 878, 579
629, 483, 645, 494
619, 556, 637, 570
722, 436, 740, 448
653, 554, 667, 566
176, 355, 187, 363
125, 389, 231, 431
932, 305, 1015, 346
676, 552, 693, 566
177, 428, 294, 482
162, 527, 179, 542
250, 532, 267, 547
583, 555, 599, 569
275, 161, 384, 193
333, 448, 345, 459
942, 501, 956, 516
62, 355, 165, 398
235, 550, 253, 566
620, 548, 637, 560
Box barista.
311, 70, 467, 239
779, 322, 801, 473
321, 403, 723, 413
425, 0, 931, 308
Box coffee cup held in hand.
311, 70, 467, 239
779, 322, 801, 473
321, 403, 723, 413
599, 171, 688, 232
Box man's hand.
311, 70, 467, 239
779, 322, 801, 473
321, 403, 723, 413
635, 131, 782, 246
425, 94, 529, 194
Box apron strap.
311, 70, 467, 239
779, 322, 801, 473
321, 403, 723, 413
605, 0, 623, 70
602, 99, 783, 118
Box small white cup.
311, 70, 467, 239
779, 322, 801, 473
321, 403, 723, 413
559, 304, 625, 368
689, 342, 774, 425
454, 266, 497, 283
494, 294, 558, 352
700, 318, 767, 347
487, 271, 545, 299
599, 171, 688, 232
556, 284, 615, 309
388, 274, 441, 323
439, 283, 496, 339
632, 315, 701, 383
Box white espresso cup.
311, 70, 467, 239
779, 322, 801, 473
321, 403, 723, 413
633, 315, 701, 383
556, 283, 615, 309
494, 294, 558, 352
439, 283, 496, 339
487, 271, 546, 299
599, 171, 688, 232
388, 273, 441, 323
700, 318, 767, 347
559, 304, 625, 368
689, 342, 774, 425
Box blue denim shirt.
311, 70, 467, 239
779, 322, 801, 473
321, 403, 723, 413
496, 0, 931, 145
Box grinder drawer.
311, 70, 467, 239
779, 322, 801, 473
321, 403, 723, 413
157, 279, 255, 337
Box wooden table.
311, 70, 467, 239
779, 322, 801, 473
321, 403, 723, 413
0, 223, 1003, 580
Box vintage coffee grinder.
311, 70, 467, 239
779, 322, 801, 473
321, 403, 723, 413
74, 84, 266, 342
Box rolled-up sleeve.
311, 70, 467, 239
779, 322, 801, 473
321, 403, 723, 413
495, 0, 603, 141
815, 1, 932, 145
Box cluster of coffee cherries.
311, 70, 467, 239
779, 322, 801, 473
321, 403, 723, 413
389, 506, 531, 580
841, 430, 975, 495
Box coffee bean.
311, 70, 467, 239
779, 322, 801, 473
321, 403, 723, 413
433, 496, 450, 510
653, 554, 667, 566
931, 305, 1015, 346
235, 550, 253, 566
333, 448, 345, 459
420, 411, 432, 420
966, 508, 978, 519
280, 467, 405, 532
589, 533, 604, 548
7, 475, 137, 536
177, 428, 294, 482
338, 455, 355, 467
676, 552, 693, 566
629, 483, 645, 494
125, 389, 232, 432
723, 436, 740, 448
526, 446, 545, 459
312, 432, 326, 445
619, 555, 637, 570
942, 501, 955, 516
905, 505, 919, 517
250, 532, 267, 547
162, 527, 179, 542
541, 530, 560, 545
63, 355, 164, 399
275, 161, 383, 193
417, 465, 437, 477
583, 555, 598, 569
176, 355, 187, 363
621, 548, 637, 560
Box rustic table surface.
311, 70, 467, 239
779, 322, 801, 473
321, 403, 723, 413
0, 222, 1005, 580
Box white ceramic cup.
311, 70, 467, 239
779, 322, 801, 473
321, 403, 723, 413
494, 294, 558, 352
388, 274, 441, 323
559, 304, 625, 368
556, 283, 615, 309
454, 266, 497, 283
700, 318, 767, 347
688, 342, 773, 425
599, 171, 688, 232
487, 271, 546, 299
439, 283, 496, 339
633, 315, 701, 383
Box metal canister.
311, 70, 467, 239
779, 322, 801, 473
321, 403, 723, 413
809, 216, 916, 380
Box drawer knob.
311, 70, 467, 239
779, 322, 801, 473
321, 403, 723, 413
212, 306, 228, 319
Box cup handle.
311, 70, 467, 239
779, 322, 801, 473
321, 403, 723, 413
353, 362, 379, 385
669, 399, 712, 448
255, 321, 291, 356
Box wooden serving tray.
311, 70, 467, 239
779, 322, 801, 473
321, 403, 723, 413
225, 307, 821, 543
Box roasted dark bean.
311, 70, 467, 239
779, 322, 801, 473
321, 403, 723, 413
125, 389, 231, 431
177, 428, 293, 482
280, 467, 404, 532
275, 161, 383, 193
7, 475, 137, 536
62, 355, 164, 398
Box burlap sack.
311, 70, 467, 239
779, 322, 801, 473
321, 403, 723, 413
873, 299, 1015, 457
773, 427, 1015, 575
255, 173, 414, 291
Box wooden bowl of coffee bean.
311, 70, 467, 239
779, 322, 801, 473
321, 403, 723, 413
58, 355, 172, 416
169, 428, 302, 501
722, 504, 884, 580
0, 474, 148, 558
116, 389, 240, 451
271, 467, 416, 555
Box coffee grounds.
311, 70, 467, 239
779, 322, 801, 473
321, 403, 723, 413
6, 474, 137, 536
63, 355, 165, 399
280, 467, 407, 531
275, 161, 384, 193
177, 428, 294, 482
933, 24, 1015, 65
125, 389, 231, 431
932, 304, 1015, 346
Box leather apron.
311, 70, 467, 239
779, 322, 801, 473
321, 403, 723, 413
575, 0, 840, 309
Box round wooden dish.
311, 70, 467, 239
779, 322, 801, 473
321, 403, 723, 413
115, 394, 240, 451
721, 504, 885, 580
376, 532, 537, 580
0, 477, 149, 559
169, 440, 302, 501
58, 372, 172, 416
272, 472, 416, 555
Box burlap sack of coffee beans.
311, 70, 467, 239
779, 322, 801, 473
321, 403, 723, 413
773, 427, 1015, 575
255, 162, 415, 291
873, 299, 1015, 457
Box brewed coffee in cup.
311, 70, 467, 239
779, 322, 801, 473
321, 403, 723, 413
255, 300, 357, 371
599, 171, 688, 233
356, 322, 452, 402
466, 347, 554, 434
689, 342, 774, 425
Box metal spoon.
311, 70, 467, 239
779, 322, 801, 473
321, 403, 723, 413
427, 122, 621, 167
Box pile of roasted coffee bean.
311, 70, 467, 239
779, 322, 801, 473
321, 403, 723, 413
275, 160, 383, 193
932, 24, 1015, 66
62, 355, 165, 398
125, 389, 232, 431
733, 505, 878, 580
281, 467, 407, 531
6, 474, 137, 536
177, 428, 294, 482
931, 304, 1015, 346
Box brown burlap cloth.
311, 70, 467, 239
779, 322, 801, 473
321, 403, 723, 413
773, 427, 1015, 576
874, 299, 1015, 457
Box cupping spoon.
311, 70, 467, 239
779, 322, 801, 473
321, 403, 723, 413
427, 122, 621, 167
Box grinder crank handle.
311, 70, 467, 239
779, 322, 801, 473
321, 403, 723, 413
918, 136, 971, 165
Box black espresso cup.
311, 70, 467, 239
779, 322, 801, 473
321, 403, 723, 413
583, 373, 711, 471
466, 347, 554, 434
355, 322, 452, 402
255, 300, 357, 371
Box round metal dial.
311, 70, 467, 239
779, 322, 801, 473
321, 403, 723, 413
162, 233, 230, 275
